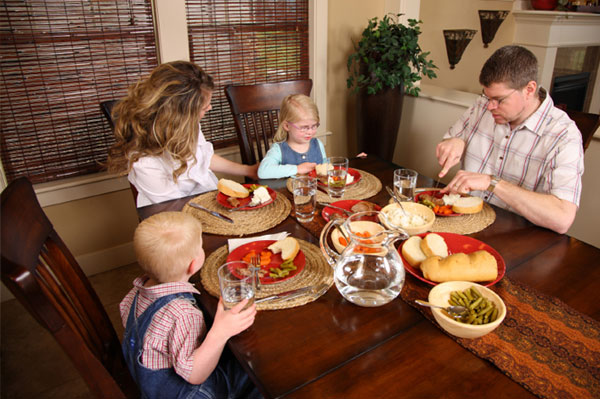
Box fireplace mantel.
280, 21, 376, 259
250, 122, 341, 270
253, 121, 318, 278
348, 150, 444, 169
512, 10, 600, 112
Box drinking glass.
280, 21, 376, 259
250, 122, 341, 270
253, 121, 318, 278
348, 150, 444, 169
218, 261, 255, 310
326, 157, 349, 198
393, 168, 418, 201
292, 175, 317, 223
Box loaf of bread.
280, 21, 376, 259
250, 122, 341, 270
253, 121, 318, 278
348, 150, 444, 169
452, 196, 483, 214
401, 236, 427, 268
420, 233, 449, 258
268, 237, 300, 261
420, 250, 498, 283
217, 178, 250, 198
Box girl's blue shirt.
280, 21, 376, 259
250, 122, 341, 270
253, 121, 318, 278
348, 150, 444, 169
257, 138, 326, 179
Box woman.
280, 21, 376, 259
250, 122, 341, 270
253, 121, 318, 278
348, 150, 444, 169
107, 61, 258, 207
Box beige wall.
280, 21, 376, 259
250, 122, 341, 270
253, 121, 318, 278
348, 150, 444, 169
326, 0, 387, 157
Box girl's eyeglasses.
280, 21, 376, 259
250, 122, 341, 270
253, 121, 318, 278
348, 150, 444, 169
289, 121, 320, 132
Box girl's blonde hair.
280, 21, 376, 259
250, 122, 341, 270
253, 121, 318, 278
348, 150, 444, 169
133, 212, 204, 283
273, 94, 319, 142
106, 61, 214, 181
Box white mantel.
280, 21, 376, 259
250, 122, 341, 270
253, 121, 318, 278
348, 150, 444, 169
512, 10, 600, 113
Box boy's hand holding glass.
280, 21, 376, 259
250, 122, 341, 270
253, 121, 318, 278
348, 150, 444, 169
213, 297, 257, 338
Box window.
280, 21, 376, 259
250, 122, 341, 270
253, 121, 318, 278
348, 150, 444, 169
0, 0, 157, 185
186, 0, 309, 148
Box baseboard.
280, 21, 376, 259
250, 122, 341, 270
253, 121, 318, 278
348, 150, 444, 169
1, 241, 136, 302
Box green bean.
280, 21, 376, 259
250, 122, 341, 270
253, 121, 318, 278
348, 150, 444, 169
448, 286, 499, 325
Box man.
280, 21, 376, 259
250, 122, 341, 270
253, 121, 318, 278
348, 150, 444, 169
436, 45, 584, 234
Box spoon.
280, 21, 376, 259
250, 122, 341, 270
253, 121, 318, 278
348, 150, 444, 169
385, 186, 408, 216
414, 299, 468, 318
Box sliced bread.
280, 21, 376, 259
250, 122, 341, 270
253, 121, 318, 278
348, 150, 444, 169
267, 237, 300, 261
452, 196, 483, 214
420, 233, 449, 258
401, 236, 427, 269
217, 178, 250, 198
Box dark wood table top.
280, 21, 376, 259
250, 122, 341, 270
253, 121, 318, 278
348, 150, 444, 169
138, 156, 600, 399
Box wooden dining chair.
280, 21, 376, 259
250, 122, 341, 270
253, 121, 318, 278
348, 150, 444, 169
565, 108, 599, 152
1, 177, 139, 399
224, 79, 313, 165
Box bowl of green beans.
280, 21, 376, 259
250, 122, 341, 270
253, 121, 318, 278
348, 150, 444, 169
428, 281, 506, 339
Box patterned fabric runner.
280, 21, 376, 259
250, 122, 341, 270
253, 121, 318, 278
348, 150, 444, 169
401, 277, 600, 399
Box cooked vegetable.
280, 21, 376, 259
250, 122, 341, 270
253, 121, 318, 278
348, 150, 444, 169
447, 286, 499, 325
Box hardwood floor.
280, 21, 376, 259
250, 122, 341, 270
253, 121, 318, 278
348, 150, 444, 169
1, 263, 141, 399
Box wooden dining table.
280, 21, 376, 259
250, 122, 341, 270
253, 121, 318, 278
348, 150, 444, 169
138, 155, 600, 399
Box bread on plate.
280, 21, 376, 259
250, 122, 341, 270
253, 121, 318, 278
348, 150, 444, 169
420, 250, 498, 283
420, 233, 449, 258
401, 236, 427, 269
268, 237, 300, 261
452, 196, 483, 214
217, 178, 249, 198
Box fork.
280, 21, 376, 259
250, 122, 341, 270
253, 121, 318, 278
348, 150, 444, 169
250, 255, 261, 291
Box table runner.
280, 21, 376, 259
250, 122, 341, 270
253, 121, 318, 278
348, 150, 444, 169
401, 277, 600, 399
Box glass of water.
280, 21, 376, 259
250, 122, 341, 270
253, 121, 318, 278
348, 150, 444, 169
292, 175, 317, 223
218, 261, 255, 310
326, 157, 349, 198
393, 168, 418, 201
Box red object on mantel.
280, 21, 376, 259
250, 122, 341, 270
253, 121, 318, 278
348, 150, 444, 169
531, 0, 558, 10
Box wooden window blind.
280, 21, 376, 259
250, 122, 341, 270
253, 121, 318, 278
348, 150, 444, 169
0, 0, 157, 185
186, 0, 309, 148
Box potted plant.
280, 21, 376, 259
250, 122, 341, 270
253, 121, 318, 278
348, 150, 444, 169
347, 14, 437, 161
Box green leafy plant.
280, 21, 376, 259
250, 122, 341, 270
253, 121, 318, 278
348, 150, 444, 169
347, 14, 437, 96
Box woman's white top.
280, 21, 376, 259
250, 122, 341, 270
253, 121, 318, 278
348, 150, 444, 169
128, 127, 218, 207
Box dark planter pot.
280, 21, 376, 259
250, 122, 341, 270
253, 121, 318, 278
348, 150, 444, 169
356, 85, 404, 161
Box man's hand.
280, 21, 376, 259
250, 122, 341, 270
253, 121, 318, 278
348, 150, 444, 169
436, 138, 465, 178
440, 170, 491, 195
297, 162, 317, 175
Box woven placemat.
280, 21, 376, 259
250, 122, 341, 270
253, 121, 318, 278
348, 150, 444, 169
286, 169, 382, 203
200, 239, 334, 310
182, 191, 291, 236
405, 188, 496, 235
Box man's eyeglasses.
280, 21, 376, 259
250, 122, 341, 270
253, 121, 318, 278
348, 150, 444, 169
289, 121, 320, 132
481, 89, 516, 107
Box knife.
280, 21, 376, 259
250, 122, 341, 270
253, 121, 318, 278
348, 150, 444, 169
318, 202, 353, 216
188, 202, 234, 223
255, 283, 329, 303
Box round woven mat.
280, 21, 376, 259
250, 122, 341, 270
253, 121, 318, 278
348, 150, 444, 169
201, 240, 334, 310
182, 191, 291, 236
397, 188, 496, 235
286, 169, 382, 203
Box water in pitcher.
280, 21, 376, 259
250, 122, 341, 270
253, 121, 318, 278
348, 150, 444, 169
334, 254, 405, 307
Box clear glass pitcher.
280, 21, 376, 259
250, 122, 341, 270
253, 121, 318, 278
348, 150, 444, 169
319, 211, 408, 307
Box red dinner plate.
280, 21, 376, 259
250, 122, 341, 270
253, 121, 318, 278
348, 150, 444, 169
398, 232, 506, 287
414, 190, 463, 217
226, 240, 306, 284
309, 168, 361, 187
321, 200, 382, 222
216, 184, 276, 210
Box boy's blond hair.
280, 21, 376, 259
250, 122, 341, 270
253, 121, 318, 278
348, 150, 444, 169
134, 212, 203, 283
273, 94, 319, 142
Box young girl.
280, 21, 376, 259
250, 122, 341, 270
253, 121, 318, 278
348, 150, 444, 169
257, 94, 326, 179
107, 61, 258, 207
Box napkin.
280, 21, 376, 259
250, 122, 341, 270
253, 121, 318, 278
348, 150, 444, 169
227, 232, 290, 252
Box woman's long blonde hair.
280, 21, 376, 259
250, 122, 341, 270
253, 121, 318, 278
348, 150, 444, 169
106, 61, 214, 180
273, 94, 319, 142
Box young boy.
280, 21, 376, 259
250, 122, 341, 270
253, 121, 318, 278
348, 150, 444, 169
120, 211, 261, 399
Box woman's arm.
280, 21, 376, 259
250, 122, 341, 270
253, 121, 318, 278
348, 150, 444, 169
210, 154, 259, 180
